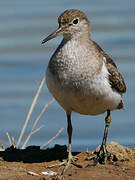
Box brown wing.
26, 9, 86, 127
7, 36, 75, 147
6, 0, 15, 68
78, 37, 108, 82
93, 41, 126, 94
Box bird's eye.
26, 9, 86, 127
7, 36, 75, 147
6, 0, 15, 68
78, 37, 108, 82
72, 18, 79, 25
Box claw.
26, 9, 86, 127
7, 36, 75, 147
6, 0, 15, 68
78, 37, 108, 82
47, 156, 82, 175
62, 156, 82, 174
85, 154, 96, 161
47, 161, 65, 168
85, 145, 107, 167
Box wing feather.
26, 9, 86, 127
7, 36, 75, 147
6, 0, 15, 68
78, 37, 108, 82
93, 41, 126, 94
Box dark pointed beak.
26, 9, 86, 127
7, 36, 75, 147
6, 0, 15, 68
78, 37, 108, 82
42, 27, 63, 44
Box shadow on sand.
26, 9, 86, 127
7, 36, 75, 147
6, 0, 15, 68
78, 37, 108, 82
0, 144, 80, 163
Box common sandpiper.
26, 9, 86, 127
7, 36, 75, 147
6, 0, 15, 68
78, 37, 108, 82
42, 9, 126, 174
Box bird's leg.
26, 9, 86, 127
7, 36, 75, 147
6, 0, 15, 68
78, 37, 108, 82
47, 112, 82, 174
86, 110, 112, 166
96, 110, 112, 164
61, 112, 82, 174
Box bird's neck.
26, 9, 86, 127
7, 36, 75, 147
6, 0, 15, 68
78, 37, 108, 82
63, 31, 91, 42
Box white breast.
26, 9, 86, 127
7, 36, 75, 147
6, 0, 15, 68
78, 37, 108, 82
46, 60, 122, 115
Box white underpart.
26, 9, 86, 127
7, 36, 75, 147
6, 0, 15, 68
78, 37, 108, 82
46, 59, 122, 115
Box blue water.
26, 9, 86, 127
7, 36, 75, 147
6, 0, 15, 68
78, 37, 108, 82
0, 0, 135, 151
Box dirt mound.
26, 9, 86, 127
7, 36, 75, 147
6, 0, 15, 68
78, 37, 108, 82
0, 142, 135, 180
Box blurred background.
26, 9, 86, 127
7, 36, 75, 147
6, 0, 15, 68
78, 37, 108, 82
0, 0, 135, 151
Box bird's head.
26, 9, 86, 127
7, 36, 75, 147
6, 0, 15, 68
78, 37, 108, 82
42, 9, 90, 44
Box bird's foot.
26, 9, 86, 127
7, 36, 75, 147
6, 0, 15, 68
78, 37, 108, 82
47, 155, 82, 174
85, 145, 107, 167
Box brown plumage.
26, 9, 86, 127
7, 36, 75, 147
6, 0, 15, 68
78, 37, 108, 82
59, 9, 126, 96
93, 41, 126, 94
58, 9, 89, 26
42, 9, 127, 174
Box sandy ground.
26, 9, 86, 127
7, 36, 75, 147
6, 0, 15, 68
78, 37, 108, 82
0, 142, 135, 180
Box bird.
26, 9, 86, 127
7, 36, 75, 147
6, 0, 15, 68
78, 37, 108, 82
42, 9, 126, 174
